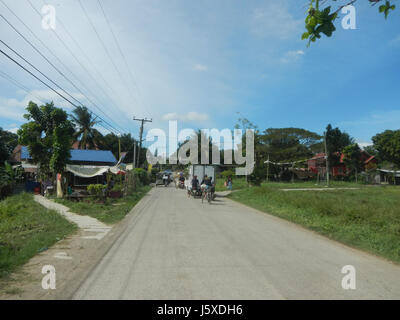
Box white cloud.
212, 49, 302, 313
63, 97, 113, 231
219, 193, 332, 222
162, 112, 209, 122
251, 2, 302, 40
357, 141, 373, 149
0, 89, 89, 122
280, 50, 305, 63
338, 109, 400, 143
389, 34, 400, 46
193, 64, 208, 72
7, 128, 19, 134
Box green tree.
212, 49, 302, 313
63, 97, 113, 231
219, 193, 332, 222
253, 127, 323, 182
260, 128, 323, 162
18, 101, 74, 176
342, 143, 363, 182
303, 0, 396, 45
325, 124, 354, 168
71, 106, 102, 149
98, 133, 139, 163
372, 129, 400, 168
0, 128, 18, 164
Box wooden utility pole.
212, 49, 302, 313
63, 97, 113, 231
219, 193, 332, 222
266, 155, 270, 183
133, 140, 137, 169
133, 117, 152, 168
324, 131, 330, 187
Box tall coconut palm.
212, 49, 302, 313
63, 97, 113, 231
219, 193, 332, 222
71, 106, 101, 149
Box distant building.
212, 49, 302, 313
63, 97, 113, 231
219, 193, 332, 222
307, 151, 377, 177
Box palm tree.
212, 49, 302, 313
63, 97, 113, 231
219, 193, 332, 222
71, 106, 101, 149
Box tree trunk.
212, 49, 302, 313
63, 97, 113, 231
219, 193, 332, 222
56, 173, 63, 198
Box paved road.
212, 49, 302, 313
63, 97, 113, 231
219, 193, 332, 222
73, 187, 400, 299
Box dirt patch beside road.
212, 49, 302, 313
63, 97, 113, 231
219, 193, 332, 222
0, 190, 153, 299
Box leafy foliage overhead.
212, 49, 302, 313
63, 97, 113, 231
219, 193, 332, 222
303, 0, 396, 45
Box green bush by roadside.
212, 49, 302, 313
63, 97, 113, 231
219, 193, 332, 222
133, 168, 150, 186
87, 184, 107, 199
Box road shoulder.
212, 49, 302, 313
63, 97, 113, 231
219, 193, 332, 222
0, 188, 154, 299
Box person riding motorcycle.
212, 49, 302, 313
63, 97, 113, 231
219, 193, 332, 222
191, 175, 199, 191
178, 173, 185, 188
188, 175, 200, 197
201, 175, 214, 194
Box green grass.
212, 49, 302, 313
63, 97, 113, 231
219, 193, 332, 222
216, 178, 365, 192
260, 180, 366, 189
55, 186, 151, 224
229, 184, 400, 263
0, 193, 77, 279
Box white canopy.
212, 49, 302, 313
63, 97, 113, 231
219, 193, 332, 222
65, 164, 124, 178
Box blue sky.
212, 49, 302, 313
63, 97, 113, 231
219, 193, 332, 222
0, 0, 399, 150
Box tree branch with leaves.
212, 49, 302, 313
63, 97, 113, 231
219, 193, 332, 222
302, 0, 396, 45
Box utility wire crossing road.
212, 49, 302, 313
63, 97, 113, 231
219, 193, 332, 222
74, 187, 400, 299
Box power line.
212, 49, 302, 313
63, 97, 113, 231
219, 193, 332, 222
0, 45, 120, 135
0, 39, 118, 134
37, 0, 132, 127
0, 69, 48, 103
23, 0, 129, 134
0, 68, 118, 136
0, 47, 79, 108
0, 3, 126, 135
27, 0, 130, 133
77, 0, 138, 107
96, 0, 147, 111
0, 39, 85, 108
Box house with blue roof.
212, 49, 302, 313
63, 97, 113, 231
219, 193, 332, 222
17, 146, 117, 166
12, 145, 119, 189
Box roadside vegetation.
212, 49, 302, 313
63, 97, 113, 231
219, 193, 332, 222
215, 177, 247, 192
56, 185, 151, 224
229, 184, 400, 263
0, 193, 77, 279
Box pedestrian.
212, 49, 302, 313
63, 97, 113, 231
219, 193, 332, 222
227, 176, 233, 191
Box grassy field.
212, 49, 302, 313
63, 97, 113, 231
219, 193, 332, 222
260, 180, 366, 189
229, 184, 400, 263
56, 186, 151, 224
0, 193, 77, 279
215, 178, 364, 192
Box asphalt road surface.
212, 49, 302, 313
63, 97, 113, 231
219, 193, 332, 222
73, 186, 400, 299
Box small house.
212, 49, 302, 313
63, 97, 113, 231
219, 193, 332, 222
12, 145, 120, 190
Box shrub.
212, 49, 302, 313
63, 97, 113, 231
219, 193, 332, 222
133, 168, 150, 186
87, 184, 107, 199
111, 183, 123, 192
220, 170, 235, 180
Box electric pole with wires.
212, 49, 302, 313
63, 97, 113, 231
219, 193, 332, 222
133, 117, 152, 168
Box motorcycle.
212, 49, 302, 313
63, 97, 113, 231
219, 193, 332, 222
178, 181, 185, 189
188, 186, 202, 198
163, 174, 171, 187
